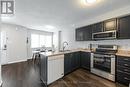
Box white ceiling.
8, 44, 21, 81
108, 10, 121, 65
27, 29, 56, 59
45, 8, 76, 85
1, 0, 130, 31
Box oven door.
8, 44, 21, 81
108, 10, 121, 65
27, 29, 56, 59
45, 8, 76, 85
91, 53, 115, 74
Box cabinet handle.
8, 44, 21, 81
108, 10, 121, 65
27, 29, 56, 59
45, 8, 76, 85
124, 59, 129, 61
124, 69, 129, 72
124, 77, 130, 81
124, 64, 129, 66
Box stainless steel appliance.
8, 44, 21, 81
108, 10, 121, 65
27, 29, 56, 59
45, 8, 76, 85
92, 30, 117, 40
92, 18, 117, 40
91, 45, 118, 81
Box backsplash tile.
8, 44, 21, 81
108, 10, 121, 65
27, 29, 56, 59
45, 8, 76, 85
74, 39, 130, 50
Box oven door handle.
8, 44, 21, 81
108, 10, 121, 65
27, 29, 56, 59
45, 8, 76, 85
111, 57, 115, 75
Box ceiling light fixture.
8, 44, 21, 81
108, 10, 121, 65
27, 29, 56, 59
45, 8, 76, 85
86, 0, 97, 4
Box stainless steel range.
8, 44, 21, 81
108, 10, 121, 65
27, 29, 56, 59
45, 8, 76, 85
91, 45, 118, 81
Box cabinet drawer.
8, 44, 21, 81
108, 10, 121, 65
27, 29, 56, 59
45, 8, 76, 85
117, 56, 130, 62
117, 61, 130, 68
117, 66, 130, 74
117, 71, 130, 86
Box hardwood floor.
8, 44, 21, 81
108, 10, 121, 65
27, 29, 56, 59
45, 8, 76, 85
1, 60, 127, 87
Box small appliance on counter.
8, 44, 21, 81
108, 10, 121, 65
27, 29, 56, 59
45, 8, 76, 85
91, 44, 118, 81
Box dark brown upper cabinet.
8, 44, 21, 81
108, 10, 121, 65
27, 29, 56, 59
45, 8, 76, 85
118, 15, 130, 39
104, 18, 118, 31
84, 25, 92, 41
76, 28, 84, 41
92, 22, 103, 33
75, 15, 130, 41
75, 25, 92, 41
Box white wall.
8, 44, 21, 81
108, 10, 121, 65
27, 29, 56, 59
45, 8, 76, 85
1, 23, 59, 63
76, 5, 130, 28
0, 14, 2, 86
62, 5, 130, 51
1, 23, 28, 64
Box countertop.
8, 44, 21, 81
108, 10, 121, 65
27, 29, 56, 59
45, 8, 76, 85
40, 48, 130, 58
40, 48, 92, 57
116, 50, 130, 57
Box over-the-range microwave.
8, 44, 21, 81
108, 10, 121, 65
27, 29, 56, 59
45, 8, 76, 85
92, 30, 117, 40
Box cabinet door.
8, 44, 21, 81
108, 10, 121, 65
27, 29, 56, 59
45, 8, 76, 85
64, 53, 72, 75
92, 22, 103, 33
76, 28, 84, 41
116, 56, 130, 86
76, 26, 92, 41
84, 25, 92, 41
71, 52, 80, 71
117, 71, 130, 86
81, 52, 90, 71
118, 15, 130, 39
104, 18, 117, 31
74, 52, 80, 69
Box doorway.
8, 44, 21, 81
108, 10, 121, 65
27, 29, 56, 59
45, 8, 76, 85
1, 31, 8, 65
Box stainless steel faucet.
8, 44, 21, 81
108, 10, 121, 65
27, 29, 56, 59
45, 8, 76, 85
63, 41, 68, 51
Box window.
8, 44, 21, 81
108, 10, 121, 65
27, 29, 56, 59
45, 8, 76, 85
31, 34, 39, 48
31, 34, 52, 48
45, 35, 52, 47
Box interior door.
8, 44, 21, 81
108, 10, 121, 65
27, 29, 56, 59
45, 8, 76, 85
1, 31, 8, 65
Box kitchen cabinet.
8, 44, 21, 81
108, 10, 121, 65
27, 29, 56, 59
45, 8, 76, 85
116, 56, 130, 86
76, 28, 84, 41
84, 25, 92, 41
104, 18, 117, 31
75, 25, 92, 41
75, 15, 130, 41
47, 55, 64, 84
92, 22, 103, 33
72, 52, 80, 70
64, 52, 80, 75
118, 15, 130, 39
64, 53, 72, 75
80, 52, 91, 71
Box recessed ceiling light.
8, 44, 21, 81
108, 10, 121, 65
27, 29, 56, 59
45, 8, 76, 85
86, 0, 97, 4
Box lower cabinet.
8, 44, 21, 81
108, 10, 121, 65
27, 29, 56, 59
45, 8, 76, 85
64, 52, 80, 75
64, 53, 72, 75
80, 52, 91, 71
47, 55, 64, 84
64, 52, 90, 75
116, 56, 130, 86
71, 52, 80, 71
